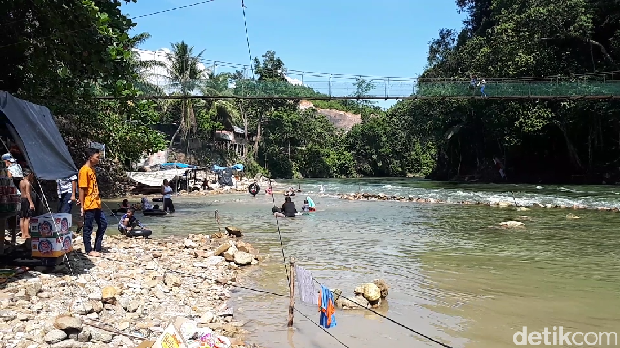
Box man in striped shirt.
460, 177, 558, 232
56, 175, 77, 214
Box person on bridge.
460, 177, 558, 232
479, 79, 487, 97
470, 75, 478, 95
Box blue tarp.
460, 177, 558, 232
212, 164, 244, 172
161, 163, 197, 169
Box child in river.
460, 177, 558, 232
301, 199, 310, 212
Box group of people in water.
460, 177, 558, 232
272, 196, 316, 217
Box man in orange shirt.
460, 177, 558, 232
78, 148, 107, 257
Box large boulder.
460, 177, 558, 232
233, 252, 253, 266
54, 315, 83, 332
236, 241, 257, 255
373, 279, 389, 299
354, 283, 381, 303
214, 241, 231, 256
101, 287, 118, 304
223, 245, 238, 262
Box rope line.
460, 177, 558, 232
102, 197, 449, 348
265, 182, 355, 348
241, 0, 254, 77
268, 179, 290, 285
311, 278, 455, 348
293, 308, 351, 348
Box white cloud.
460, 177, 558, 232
284, 74, 304, 86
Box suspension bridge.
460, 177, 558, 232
122, 48, 620, 101
112, 60, 620, 100
101, 75, 620, 100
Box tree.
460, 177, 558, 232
161, 41, 206, 147
0, 0, 167, 169
391, 0, 620, 183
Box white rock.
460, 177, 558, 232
44, 329, 67, 344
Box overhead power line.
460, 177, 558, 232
131, 48, 620, 82
0, 0, 217, 49
130, 0, 216, 19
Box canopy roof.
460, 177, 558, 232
161, 163, 196, 169
0, 92, 77, 180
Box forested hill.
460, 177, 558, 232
381, 0, 620, 184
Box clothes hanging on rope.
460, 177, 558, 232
318, 285, 336, 329
295, 265, 318, 305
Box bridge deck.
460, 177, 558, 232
416, 79, 620, 97
129, 77, 620, 99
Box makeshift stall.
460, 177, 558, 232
212, 164, 244, 187
0, 91, 78, 261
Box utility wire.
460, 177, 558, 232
241, 0, 254, 77
130, 48, 620, 81
0, 0, 217, 49
131, 0, 216, 19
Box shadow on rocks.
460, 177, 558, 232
0, 248, 96, 291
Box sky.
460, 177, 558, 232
122, 0, 466, 108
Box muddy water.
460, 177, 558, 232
105, 179, 620, 348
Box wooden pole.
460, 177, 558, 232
287, 257, 295, 327
10, 216, 17, 246
0, 218, 5, 255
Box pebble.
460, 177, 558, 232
0, 233, 262, 347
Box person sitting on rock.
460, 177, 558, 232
118, 208, 145, 235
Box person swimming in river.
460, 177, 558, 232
273, 196, 297, 217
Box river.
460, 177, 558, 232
108, 178, 620, 348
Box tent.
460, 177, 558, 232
161, 163, 197, 169
212, 163, 243, 172
0, 91, 77, 179
0, 91, 78, 255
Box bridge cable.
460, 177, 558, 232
241, 0, 255, 78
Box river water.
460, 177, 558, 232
110, 178, 620, 348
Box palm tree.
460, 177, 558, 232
161, 41, 206, 148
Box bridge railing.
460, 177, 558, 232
416, 78, 620, 97
144, 75, 620, 99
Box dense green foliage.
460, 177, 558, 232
1, 0, 167, 165
5, 0, 620, 183
404, 0, 620, 183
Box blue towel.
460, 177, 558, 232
319, 285, 336, 328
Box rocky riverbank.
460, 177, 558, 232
339, 192, 620, 212
0, 232, 265, 348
